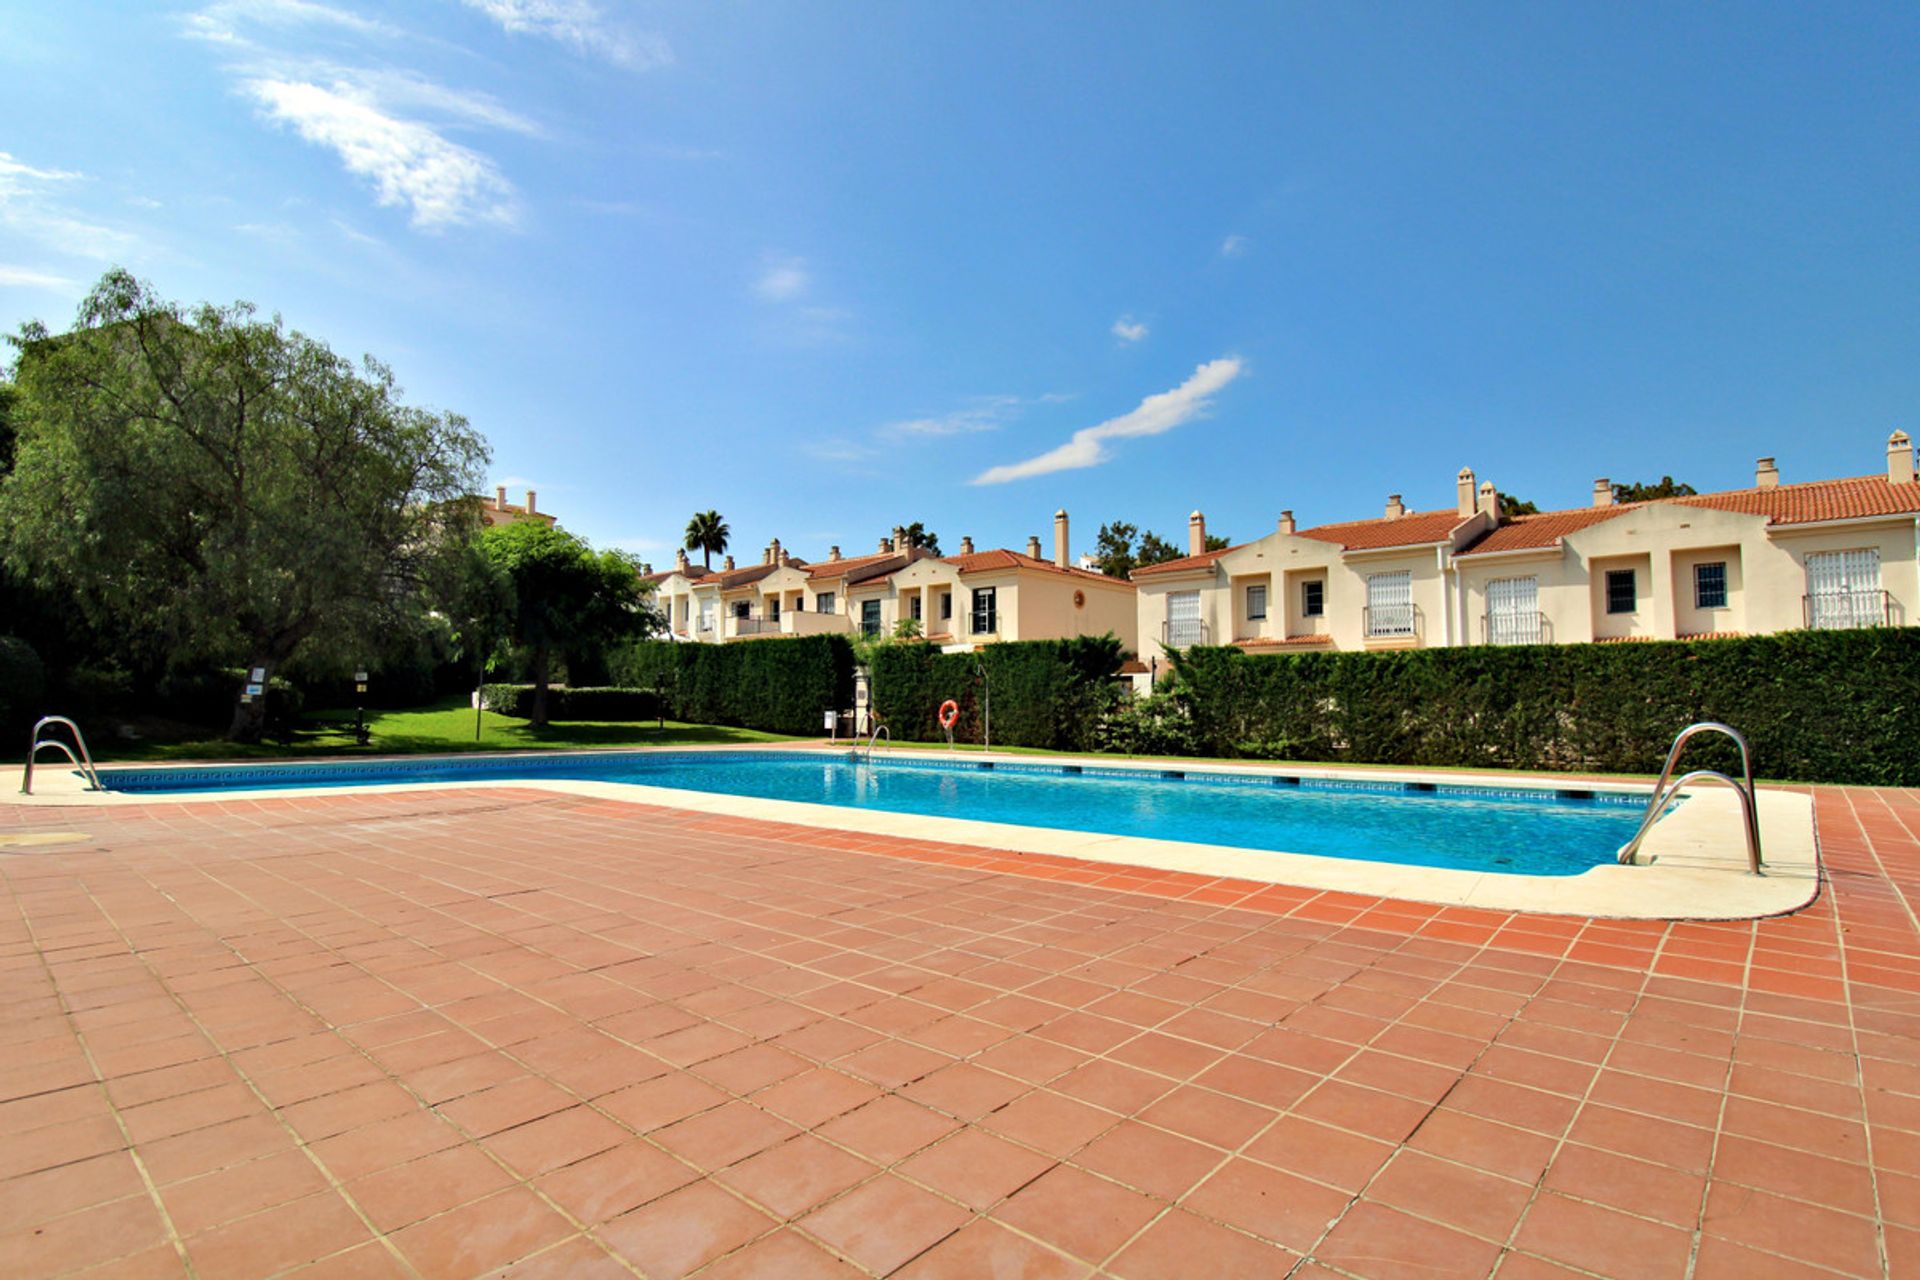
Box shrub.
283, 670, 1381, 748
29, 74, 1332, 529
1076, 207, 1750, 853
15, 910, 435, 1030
593, 634, 857, 736
868, 635, 1124, 750
0, 636, 47, 732
1168, 629, 1920, 785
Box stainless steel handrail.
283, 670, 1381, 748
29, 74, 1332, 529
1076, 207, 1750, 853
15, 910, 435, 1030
851, 723, 890, 761
21, 716, 104, 795
1616, 721, 1761, 872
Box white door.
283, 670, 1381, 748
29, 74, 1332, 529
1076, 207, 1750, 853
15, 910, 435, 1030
1366, 571, 1414, 637
699, 599, 716, 635
1806, 550, 1882, 629
1487, 576, 1541, 644
1166, 591, 1203, 647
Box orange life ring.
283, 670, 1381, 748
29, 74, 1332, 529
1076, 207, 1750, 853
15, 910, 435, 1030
938, 699, 960, 729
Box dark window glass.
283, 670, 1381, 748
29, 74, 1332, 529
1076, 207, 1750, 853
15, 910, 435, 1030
860, 599, 882, 635
816, 592, 835, 614
970, 588, 997, 635
1606, 569, 1636, 614
1247, 585, 1267, 620
1695, 562, 1727, 610
1302, 580, 1324, 617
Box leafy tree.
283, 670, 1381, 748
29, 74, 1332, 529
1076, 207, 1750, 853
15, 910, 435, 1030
1613, 476, 1697, 504
0, 379, 17, 475
1203, 532, 1230, 552
1092, 522, 1219, 576
898, 522, 940, 555
684, 509, 729, 569
1, 269, 486, 741
1498, 492, 1540, 516
478, 521, 652, 726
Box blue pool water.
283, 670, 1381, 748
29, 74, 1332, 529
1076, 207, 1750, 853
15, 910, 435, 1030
100, 750, 1656, 876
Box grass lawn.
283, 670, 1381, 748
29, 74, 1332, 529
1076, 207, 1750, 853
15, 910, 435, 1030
51, 697, 802, 763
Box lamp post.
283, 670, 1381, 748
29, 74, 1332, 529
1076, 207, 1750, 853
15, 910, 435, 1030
353, 670, 370, 745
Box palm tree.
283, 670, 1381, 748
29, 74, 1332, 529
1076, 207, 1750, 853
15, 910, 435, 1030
684, 510, 729, 570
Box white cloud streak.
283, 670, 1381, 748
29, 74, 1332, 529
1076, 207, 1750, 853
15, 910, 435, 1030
755, 254, 809, 301
0, 264, 79, 290
460, 0, 671, 70
1220, 233, 1250, 257
971, 357, 1245, 485
242, 78, 518, 229
0, 151, 140, 260
1111, 315, 1148, 343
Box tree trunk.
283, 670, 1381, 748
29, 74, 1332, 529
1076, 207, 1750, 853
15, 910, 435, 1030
226, 656, 273, 742
529, 643, 552, 728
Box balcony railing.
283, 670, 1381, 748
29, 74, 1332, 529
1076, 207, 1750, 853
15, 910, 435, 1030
1364, 604, 1418, 639
1804, 589, 1892, 630
1481, 611, 1548, 645
732, 616, 781, 636
1162, 619, 1209, 649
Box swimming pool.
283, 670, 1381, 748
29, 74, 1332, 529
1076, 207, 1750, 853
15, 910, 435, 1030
100, 750, 1658, 877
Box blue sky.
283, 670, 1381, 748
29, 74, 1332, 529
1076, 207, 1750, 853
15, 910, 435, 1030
3, 2, 1916, 563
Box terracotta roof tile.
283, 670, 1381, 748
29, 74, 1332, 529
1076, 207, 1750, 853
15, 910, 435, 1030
1295, 509, 1472, 551
1459, 506, 1632, 555
1129, 546, 1241, 578
945, 549, 1130, 585
1233, 634, 1335, 649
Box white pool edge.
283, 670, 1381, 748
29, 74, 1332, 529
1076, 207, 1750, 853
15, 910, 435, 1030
2, 746, 1819, 921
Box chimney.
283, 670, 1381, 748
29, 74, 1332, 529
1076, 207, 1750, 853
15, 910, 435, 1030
1477, 481, 1501, 523
879, 537, 891, 553
1188, 510, 1206, 555
1384, 494, 1405, 521
641, 562, 652, 576
892, 525, 907, 553
1053, 509, 1070, 568
1456, 468, 1476, 519
494, 485, 507, 510
1755, 457, 1779, 490
829, 545, 841, 561
1889, 430, 1914, 484
762, 544, 771, 565
778, 548, 791, 567
771, 537, 782, 565
1278, 510, 1295, 535
959, 535, 974, 555
525, 489, 537, 516
723, 554, 735, 570
1593, 478, 1613, 508
675, 548, 689, 572
1026, 535, 1043, 559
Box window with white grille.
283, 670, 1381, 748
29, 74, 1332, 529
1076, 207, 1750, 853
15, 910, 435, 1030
1806, 549, 1883, 629
1486, 576, 1540, 644
1246, 584, 1267, 620
1365, 572, 1414, 637
1165, 591, 1204, 647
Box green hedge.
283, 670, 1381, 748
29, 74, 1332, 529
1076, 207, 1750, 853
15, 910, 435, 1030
604, 635, 855, 735
868, 636, 1124, 750
480, 685, 665, 721
1166, 628, 1920, 785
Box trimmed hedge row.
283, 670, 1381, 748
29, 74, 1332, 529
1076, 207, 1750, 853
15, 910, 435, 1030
868, 636, 1124, 750
607, 635, 856, 736
480, 685, 665, 722
1166, 628, 1920, 785
0, 636, 47, 734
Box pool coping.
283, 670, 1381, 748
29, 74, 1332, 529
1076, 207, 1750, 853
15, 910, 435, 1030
1, 745, 1819, 921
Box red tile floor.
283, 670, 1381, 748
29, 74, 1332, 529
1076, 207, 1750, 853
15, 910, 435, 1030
2, 783, 1916, 1278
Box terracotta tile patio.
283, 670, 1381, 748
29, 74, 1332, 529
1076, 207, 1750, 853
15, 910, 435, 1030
1, 783, 1915, 1278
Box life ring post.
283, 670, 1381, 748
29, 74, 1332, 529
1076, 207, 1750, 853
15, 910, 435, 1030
938, 698, 960, 749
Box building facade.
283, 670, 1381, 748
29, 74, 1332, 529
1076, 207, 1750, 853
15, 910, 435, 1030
1134, 431, 1920, 667
647, 512, 1139, 653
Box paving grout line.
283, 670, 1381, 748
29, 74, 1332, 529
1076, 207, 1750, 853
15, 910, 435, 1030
1835, 788, 1895, 1280
10, 876, 200, 1280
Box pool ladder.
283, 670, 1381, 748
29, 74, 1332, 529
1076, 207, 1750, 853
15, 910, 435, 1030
1616, 721, 1762, 873
852, 723, 890, 762
21, 716, 104, 795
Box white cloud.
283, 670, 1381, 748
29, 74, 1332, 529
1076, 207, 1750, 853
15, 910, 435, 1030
0, 264, 79, 290
243, 78, 518, 229
1220, 234, 1250, 257
0, 151, 140, 261
879, 395, 1024, 440
460, 0, 671, 70
186, 0, 401, 44
972, 357, 1245, 485
755, 254, 809, 302
1111, 315, 1148, 344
